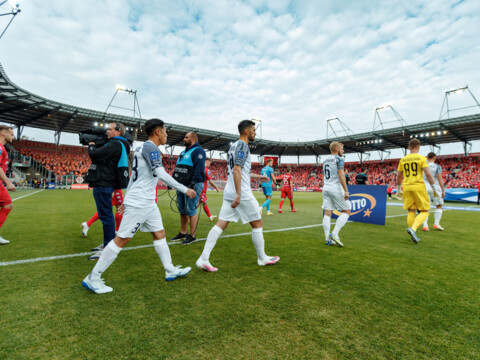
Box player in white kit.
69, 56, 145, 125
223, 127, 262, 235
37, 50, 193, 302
422, 152, 446, 231
82, 119, 196, 294
322, 142, 351, 247
196, 120, 280, 272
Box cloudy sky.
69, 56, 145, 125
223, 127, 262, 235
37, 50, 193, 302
1, 0, 480, 157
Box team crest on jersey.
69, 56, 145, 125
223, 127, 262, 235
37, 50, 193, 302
150, 151, 160, 161
198, 154, 203, 159
236, 151, 245, 160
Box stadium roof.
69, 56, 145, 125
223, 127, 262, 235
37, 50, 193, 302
2, 62, 480, 158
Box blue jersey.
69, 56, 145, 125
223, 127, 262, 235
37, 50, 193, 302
261, 166, 274, 187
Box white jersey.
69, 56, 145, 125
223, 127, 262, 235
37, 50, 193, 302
224, 140, 253, 201
124, 141, 188, 208
424, 162, 442, 189
322, 154, 345, 191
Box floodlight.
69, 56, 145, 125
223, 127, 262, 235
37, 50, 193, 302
116, 85, 126, 91
437, 131, 441, 135
94, 122, 98, 126
446, 86, 468, 95
8, 0, 20, 13
443, 130, 447, 134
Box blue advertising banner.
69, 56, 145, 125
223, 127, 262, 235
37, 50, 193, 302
47, 183, 56, 189
331, 185, 388, 226
444, 188, 478, 203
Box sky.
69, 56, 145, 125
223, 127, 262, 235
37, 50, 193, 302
1, 0, 480, 161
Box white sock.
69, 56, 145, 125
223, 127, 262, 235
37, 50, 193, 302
434, 209, 443, 225
423, 215, 429, 228
90, 240, 122, 280
332, 213, 349, 237
153, 238, 175, 272
252, 227, 267, 261
201, 225, 223, 261
323, 215, 331, 240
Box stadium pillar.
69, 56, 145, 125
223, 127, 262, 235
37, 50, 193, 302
464, 141, 472, 156
278, 156, 282, 166
16, 126, 24, 139
297, 155, 300, 166
54, 131, 61, 146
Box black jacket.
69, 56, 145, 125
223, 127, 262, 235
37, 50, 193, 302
86, 137, 130, 188
173, 142, 206, 187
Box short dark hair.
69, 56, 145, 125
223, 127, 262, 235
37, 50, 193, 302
409, 138, 421, 149
238, 120, 255, 135
188, 131, 198, 142
427, 152, 436, 159
361, 167, 366, 172
145, 118, 165, 137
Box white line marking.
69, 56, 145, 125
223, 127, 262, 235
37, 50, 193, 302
0, 213, 407, 267
12, 189, 45, 201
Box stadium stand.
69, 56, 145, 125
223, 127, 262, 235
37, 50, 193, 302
8, 138, 480, 190
12, 139, 91, 177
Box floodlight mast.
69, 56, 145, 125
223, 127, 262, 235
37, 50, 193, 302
103, 86, 143, 140
0, 0, 21, 40
373, 105, 407, 131
252, 118, 262, 139
439, 85, 480, 119
105, 87, 142, 119
326, 117, 353, 139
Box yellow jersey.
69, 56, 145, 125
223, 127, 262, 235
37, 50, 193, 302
398, 153, 429, 191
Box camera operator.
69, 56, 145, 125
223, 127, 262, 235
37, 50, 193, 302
85, 122, 130, 260
170, 131, 206, 245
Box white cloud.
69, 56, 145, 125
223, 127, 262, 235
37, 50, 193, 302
1, 0, 479, 157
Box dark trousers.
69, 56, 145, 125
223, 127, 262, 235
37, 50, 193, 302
93, 186, 115, 247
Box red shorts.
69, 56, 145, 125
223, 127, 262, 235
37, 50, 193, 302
199, 190, 207, 204
281, 188, 293, 199
112, 190, 124, 206
0, 184, 12, 206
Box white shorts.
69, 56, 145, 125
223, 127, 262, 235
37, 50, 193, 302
322, 189, 351, 211
117, 205, 164, 238
219, 196, 261, 224
426, 185, 444, 206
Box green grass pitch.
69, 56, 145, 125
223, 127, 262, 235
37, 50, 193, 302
0, 189, 479, 359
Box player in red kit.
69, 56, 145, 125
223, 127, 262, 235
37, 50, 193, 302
82, 190, 124, 250
278, 167, 296, 213
0, 126, 16, 245
199, 159, 219, 221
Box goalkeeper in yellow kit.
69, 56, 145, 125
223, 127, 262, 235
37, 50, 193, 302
396, 138, 437, 244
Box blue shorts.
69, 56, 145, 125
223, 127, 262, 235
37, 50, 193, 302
177, 182, 203, 216
262, 186, 273, 197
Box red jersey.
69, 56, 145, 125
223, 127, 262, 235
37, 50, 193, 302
0, 143, 8, 173
203, 167, 212, 191
281, 173, 292, 190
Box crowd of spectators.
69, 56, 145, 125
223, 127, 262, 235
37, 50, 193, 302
10, 139, 480, 190
12, 139, 91, 176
